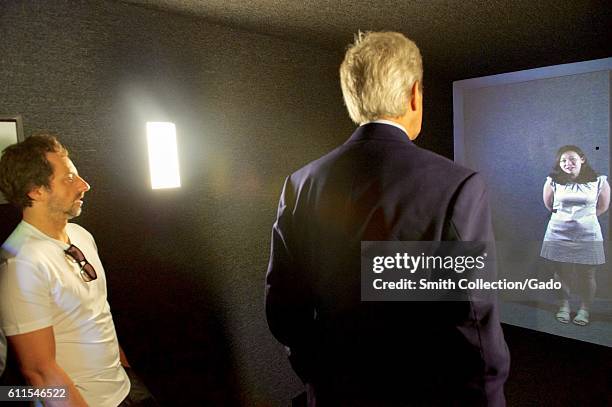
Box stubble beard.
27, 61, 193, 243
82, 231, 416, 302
66, 206, 82, 219
48, 197, 82, 220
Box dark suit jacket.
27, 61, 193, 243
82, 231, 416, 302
266, 123, 510, 406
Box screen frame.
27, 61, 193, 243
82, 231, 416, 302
0, 115, 25, 204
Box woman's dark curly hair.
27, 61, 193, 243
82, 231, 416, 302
548, 145, 598, 184
0, 133, 68, 209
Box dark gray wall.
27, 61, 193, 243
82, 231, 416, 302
0, 0, 361, 404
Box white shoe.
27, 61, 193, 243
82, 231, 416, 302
572, 309, 589, 326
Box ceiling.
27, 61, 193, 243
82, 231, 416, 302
119, 0, 610, 79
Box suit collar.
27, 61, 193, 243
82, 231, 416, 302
345, 122, 414, 145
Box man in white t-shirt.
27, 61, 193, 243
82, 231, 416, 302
0, 134, 153, 406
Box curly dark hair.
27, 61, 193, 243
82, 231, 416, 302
548, 145, 598, 185
0, 133, 68, 209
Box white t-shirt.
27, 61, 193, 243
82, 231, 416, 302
0, 221, 130, 406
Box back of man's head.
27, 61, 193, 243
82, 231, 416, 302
0, 133, 67, 210
340, 31, 423, 125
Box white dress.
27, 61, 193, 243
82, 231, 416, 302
540, 175, 607, 265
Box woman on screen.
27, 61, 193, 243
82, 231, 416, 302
541, 145, 610, 326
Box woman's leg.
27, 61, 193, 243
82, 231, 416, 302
570, 265, 596, 325
552, 261, 572, 303
551, 261, 572, 322
575, 266, 596, 309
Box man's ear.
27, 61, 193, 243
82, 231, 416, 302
410, 81, 421, 111
27, 185, 46, 203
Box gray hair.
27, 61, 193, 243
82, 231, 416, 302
340, 31, 423, 124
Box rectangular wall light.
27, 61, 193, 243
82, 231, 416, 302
146, 122, 181, 189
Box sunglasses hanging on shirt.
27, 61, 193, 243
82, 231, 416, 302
64, 244, 98, 282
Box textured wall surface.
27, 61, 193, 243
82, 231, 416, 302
0, 1, 360, 404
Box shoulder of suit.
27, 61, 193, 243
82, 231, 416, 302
410, 145, 476, 181
288, 144, 346, 180
287, 141, 476, 188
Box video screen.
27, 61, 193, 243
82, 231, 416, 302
453, 58, 611, 346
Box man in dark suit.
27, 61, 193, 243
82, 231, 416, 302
265, 31, 510, 406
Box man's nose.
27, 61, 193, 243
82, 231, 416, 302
78, 177, 91, 192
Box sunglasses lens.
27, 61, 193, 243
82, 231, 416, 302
67, 246, 85, 262
81, 263, 98, 282
80, 268, 93, 282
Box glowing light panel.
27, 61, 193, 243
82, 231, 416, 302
146, 122, 181, 189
